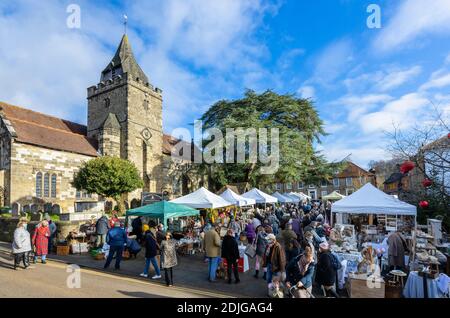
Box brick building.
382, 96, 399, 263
273, 161, 376, 200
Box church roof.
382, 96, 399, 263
0, 102, 195, 160
0, 102, 98, 157
162, 134, 202, 161
101, 34, 149, 85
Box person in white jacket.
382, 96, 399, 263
12, 218, 32, 270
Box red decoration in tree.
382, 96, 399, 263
419, 201, 429, 209
422, 179, 433, 188
448, 132, 450, 139
400, 161, 415, 174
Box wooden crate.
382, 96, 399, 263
56, 245, 70, 256
346, 274, 385, 298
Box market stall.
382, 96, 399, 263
125, 200, 200, 229
271, 191, 294, 203
126, 201, 202, 255
220, 188, 256, 207
322, 191, 346, 201
291, 192, 312, 201
241, 188, 278, 204
282, 193, 300, 203
171, 187, 233, 209
330, 183, 417, 231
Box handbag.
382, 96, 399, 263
245, 242, 257, 258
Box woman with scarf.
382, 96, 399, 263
286, 246, 315, 298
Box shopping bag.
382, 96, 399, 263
244, 244, 256, 258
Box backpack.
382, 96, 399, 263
329, 252, 342, 271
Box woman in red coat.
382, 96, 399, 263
32, 220, 51, 264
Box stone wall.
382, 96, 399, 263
0, 217, 86, 243
8, 142, 98, 213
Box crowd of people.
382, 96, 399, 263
202, 200, 340, 298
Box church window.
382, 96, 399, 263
44, 173, 50, 197
36, 172, 42, 198
104, 98, 110, 108
76, 190, 81, 199
51, 174, 57, 198
143, 99, 149, 111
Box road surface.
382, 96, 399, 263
0, 249, 230, 298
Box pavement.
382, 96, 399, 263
0, 242, 267, 298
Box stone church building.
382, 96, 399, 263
0, 34, 200, 217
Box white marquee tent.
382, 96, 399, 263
242, 188, 278, 204
170, 187, 233, 209
283, 193, 300, 203
272, 191, 294, 203
291, 192, 312, 201
331, 183, 417, 218
220, 188, 256, 207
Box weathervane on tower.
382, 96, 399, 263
123, 14, 128, 34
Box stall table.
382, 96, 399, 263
403, 271, 447, 298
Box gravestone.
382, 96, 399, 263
12, 203, 20, 217
30, 211, 43, 222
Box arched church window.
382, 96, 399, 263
44, 173, 50, 197
104, 98, 110, 108
36, 172, 42, 198
51, 174, 57, 198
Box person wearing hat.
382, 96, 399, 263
160, 232, 178, 286
12, 218, 32, 270
315, 241, 338, 297
263, 233, 286, 284
104, 221, 127, 270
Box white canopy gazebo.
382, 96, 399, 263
291, 192, 312, 201
331, 183, 417, 226
242, 188, 278, 204
170, 187, 233, 209
283, 193, 300, 203
220, 188, 256, 207
272, 191, 294, 203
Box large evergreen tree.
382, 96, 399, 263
199, 90, 340, 191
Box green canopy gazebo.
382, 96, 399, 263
322, 191, 346, 201
125, 200, 199, 228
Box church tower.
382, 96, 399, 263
87, 34, 164, 196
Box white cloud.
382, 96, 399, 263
311, 38, 354, 86
420, 68, 450, 91
332, 94, 393, 121
359, 93, 430, 133
373, 0, 450, 52
343, 66, 422, 93
297, 85, 315, 99
376, 66, 422, 91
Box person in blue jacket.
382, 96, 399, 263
103, 221, 127, 270
285, 246, 315, 298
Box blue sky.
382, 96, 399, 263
1, 0, 449, 168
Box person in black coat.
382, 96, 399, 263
221, 229, 240, 284
315, 242, 338, 297
131, 217, 143, 242
140, 230, 161, 279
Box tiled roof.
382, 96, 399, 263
335, 161, 374, 178
0, 102, 198, 160
0, 102, 98, 157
